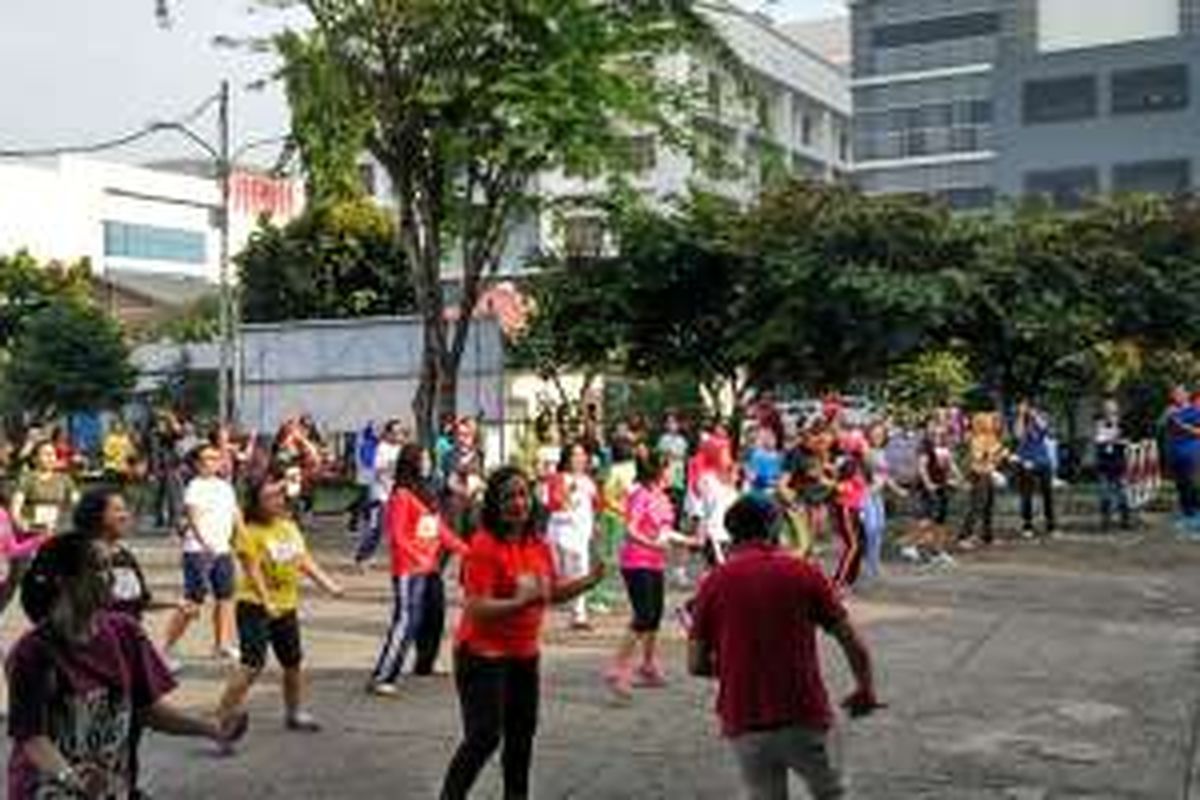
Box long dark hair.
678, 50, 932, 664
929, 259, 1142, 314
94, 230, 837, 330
480, 466, 538, 540
635, 450, 667, 487
244, 474, 283, 526
393, 443, 435, 505
21, 533, 100, 624
73, 485, 123, 539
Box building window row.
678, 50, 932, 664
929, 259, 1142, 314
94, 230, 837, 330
1023, 64, 1189, 125
103, 221, 207, 264
871, 12, 1001, 50
856, 97, 992, 161
1024, 159, 1192, 207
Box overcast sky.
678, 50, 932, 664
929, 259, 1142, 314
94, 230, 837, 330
0, 0, 846, 167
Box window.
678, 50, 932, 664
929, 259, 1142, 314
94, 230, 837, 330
358, 163, 377, 196
1112, 64, 1189, 114
801, 112, 815, 146
939, 186, 995, 210
562, 216, 605, 258
872, 12, 1000, 49
706, 72, 722, 116
1025, 167, 1099, 209
1113, 159, 1192, 194
103, 222, 206, 264
617, 135, 656, 174
1023, 76, 1098, 124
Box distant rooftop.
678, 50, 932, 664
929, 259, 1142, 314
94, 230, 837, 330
780, 16, 851, 67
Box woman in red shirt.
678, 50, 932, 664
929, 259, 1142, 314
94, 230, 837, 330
368, 444, 468, 695
441, 466, 605, 800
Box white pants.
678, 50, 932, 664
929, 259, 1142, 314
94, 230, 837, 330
556, 545, 590, 623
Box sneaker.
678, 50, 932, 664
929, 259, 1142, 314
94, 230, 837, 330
367, 681, 400, 697
216, 646, 241, 662
1020, 527, 1035, 540
568, 620, 593, 632
932, 551, 956, 567
604, 665, 632, 702
899, 545, 922, 563
163, 653, 185, 676
635, 662, 668, 689
285, 711, 322, 733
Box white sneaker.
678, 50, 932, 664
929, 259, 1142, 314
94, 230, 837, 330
900, 545, 922, 563
933, 552, 956, 567
367, 682, 399, 697
1020, 527, 1035, 540
217, 646, 241, 662
164, 654, 185, 676
285, 710, 322, 732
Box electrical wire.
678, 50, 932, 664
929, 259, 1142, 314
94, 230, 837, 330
0, 91, 221, 159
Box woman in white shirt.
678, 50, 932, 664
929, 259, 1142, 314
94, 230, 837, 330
546, 442, 600, 629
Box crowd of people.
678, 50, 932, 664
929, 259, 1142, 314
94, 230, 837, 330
3, 383, 1197, 799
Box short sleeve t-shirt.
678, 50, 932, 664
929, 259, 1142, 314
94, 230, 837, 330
107, 544, 152, 621
620, 485, 674, 571
658, 433, 690, 489
548, 474, 598, 554
456, 529, 556, 659
17, 471, 74, 533
6, 612, 175, 800
745, 448, 784, 494
235, 517, 309, 612
691, 543, 847, 738
182, 476, 239, 555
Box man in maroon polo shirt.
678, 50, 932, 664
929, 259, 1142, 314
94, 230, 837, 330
689, 496, 880, 800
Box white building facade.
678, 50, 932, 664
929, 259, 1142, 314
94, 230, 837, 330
0, 156, 301, 282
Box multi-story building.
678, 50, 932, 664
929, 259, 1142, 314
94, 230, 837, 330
851, 0, 1200, 209
359, 3, 852, 268
0, 156, 300, 280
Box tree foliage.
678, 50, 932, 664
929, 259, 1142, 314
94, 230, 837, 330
237, 199, 416, 322
7, 301, 135, 419
277, 0, 725, 441
0, 251, 93, 349
516, 182, 1200, 415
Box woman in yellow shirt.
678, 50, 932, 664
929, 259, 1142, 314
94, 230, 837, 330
216, 475, 343, 740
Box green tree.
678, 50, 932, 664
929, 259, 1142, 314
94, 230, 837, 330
148, 295, 222, 344
615, 192, 752, 404
7, 301, 135, 420
885, 350, 975, 418
507, 256, 630, 410
237, 198, 415, 322
0, 251, 92, 348
282, 0, 724, 442
738, 181, 968, 391
276, 30, 373, 204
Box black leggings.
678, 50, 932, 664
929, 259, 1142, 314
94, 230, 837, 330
622, 568, 665, 633
441, 650, 540, 800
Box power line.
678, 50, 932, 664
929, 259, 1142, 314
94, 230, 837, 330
0, 91, 221, 160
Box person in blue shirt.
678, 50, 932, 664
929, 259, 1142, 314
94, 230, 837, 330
1014, 399, 1056, 538
1165, 388, 1200, 522
743, 424, 784, 496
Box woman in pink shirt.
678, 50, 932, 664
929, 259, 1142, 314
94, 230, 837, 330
0, 497, 48, 618
606, 452, 686, 700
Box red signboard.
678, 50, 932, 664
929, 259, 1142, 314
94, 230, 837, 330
231, 172, 298, 221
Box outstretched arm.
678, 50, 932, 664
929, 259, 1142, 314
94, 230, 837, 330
827, 617, 882, 717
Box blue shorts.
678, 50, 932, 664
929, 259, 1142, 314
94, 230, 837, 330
182, 552, 236, 603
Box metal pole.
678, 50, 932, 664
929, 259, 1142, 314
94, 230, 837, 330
217, 80, 232, 427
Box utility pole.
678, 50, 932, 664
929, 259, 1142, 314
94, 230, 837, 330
217, 80, 233, 428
